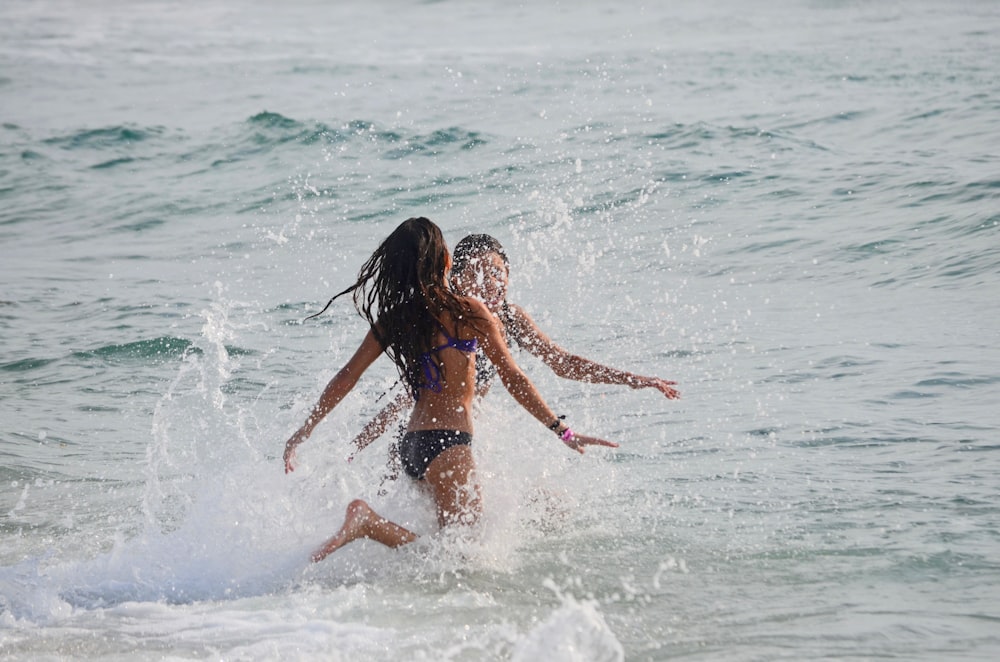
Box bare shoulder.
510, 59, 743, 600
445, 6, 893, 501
452, 297, 498, 336
459, 296, 492, 317
503, 301, 553, 349
504, 301, 531, 321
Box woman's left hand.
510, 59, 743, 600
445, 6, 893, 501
637, 377, 680, 399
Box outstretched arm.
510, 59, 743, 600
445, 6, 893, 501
348, 389, 413, 460
507, 304, 680, 399
470, 299, 618, 454
283, 329, 383, 473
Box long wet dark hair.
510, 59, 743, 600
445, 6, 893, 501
307, 217, 482, 393
452, 234, 509, 275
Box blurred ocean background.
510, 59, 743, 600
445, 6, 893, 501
2, 0, 999, 659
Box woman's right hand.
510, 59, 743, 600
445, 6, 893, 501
283, 430, 308, 473
561, 432, 619, 454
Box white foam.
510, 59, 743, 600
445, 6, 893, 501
511, 588, 624, 662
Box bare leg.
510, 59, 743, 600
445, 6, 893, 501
424, 444, 482, 528
311, 499, 417, 562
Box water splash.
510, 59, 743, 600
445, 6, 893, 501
511, 579, 624, 662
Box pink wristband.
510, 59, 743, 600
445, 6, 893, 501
560, 428, 575, 442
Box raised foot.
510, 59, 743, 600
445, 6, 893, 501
311, 499, 376, 562
310, 499, 417, 562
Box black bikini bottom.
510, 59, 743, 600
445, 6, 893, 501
399, 430, 472, 480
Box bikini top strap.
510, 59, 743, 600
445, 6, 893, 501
416, 319, 478, 398
429, 319, 477, 353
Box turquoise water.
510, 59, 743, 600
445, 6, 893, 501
2, 1, 1000, 659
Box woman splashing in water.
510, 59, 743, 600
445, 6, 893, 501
282, 218, 616, 562
348, 233, 679, 460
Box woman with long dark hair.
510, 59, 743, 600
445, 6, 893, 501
282, 217, 615, 562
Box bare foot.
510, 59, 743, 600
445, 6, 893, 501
311, 499, 374, 562
311, 499, 417, 562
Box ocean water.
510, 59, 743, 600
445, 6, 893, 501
2, 0, 999, 659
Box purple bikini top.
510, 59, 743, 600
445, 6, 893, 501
417, 323, 478, 395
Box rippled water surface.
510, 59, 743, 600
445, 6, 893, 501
2, 1, 999, 659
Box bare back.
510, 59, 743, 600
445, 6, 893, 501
406, 308, 480, 433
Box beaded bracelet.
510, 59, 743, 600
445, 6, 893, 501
560, 428, 575, 442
